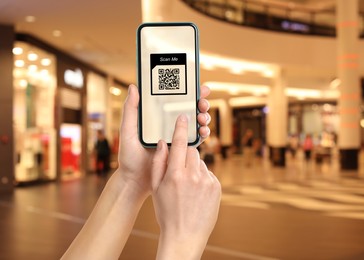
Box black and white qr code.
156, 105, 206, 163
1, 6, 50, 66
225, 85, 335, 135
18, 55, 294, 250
150, 53, 187, 95
158, 68, 180, 90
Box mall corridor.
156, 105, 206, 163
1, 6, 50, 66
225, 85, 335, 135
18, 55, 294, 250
1, 152, 364, 260
1, 0, 364, 259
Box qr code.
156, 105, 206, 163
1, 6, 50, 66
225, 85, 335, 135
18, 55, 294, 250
158, 68, 180, 90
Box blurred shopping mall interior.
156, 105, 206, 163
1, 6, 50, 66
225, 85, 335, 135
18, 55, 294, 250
1, 0, 364, 259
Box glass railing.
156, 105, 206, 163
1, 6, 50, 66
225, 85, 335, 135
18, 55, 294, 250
182, 0, 364, 38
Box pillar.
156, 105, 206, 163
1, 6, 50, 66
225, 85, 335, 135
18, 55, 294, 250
336, 0, 361, 170
219, 100, 233, 158
267, 68, 288, 167
0, 24, 15, 192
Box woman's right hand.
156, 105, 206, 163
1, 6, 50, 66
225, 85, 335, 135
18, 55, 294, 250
151, 114, 222, 260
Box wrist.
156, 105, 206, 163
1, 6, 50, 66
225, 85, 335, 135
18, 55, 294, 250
157, 232, 207, 260
111, 168, 150, 202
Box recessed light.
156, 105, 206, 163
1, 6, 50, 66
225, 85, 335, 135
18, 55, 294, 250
53, 30, 62, 37
25, 16, 36, 23
230, 67, 244, 75
28, 52, 38, 61
28, 65, 38, 72
13, 47, 23, 55
330, 78, 341, 89
41, 58, 52, 66
19, 79, 28, 88
15, 60, 25, 67
110, 87, 121, 96
40, 69, 49, 76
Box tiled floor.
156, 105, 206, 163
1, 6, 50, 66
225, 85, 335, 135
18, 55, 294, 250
1, 150, 364, 259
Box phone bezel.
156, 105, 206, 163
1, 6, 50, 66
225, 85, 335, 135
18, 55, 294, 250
136, 22, 200, 148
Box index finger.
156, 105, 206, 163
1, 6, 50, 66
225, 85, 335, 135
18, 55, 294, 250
168, 114, 189, 169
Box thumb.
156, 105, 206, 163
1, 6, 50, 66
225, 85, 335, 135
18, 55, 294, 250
151, 140, 168, 192
120, 84, 139, 138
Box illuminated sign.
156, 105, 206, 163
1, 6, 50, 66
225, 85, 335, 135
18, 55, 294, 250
281, 21, 309, 33
64, 68, 84, 88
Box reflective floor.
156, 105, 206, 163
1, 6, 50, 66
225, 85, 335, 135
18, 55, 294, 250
1, 149, 364, 259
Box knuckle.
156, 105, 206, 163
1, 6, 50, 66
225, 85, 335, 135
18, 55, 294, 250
172, 136, 187, 148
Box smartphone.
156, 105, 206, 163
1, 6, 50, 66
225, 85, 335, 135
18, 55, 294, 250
137, 22, 200, 147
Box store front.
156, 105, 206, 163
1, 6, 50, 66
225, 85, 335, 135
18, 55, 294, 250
87, 72, 108, 172
13, 41, 57, 183
87, 75, 128, 172
13, 33, 115, 183
57, 59, 88, 180
288, 103, 339, 145
232, 107, 266, 155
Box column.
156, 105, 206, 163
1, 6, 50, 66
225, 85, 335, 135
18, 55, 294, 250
336, 0, 360, 170
267, 68, 288, 167
0, 24, 15, 192
219, 100, 233, 159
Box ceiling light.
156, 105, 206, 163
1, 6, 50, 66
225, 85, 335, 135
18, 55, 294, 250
14, 68, 25, 77
261, 69, 274, 78
228, 96, 267, 107
19, 79, 28, 88
28, 65, 38, 72
25, 16, 36, 23
200, 53, 277, 77
323, 103, 332, 112
110, 87, 121, 96
41, 58, 52, 66
53, 30, 62, 37
40, 69, 49, 76
15, 60, 25, 67
285, 88, 321, 99
330, 78, 341, 89
205, 81, 270, 95
27, 52, 38, 61
201, 63, 215, 71
230, 67, 245, 75
13, 47, 23, 55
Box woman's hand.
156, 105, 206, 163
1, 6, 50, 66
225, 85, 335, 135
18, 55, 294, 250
151, 115, 221, 260
116, 84, 212, 198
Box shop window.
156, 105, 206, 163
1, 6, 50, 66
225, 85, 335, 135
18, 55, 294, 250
13, 42, 57, 183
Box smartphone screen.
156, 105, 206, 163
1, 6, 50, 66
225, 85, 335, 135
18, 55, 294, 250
137, 23, 199, 147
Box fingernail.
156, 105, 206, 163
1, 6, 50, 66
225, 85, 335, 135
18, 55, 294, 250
205, 127, 211, 137
205, 113, 209, 123
157, 140, 163, 151
179, 114, 188, 122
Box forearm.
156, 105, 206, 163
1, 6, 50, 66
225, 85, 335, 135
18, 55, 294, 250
62, 170, 149, 260
156, 233, 207, 260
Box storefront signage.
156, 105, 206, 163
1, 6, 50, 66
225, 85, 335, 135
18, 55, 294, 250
64, 68, 84, 88
281, 20, 310, 33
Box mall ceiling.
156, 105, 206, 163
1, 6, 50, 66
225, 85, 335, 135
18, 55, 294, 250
0, 0, 362, 101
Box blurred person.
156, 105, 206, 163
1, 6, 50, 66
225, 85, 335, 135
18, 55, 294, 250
288, 134, 299, 159
94, 130, 111, 176
62, 84, 221, 260
303, 134, 314, 161
253, 137, 263, 157
242, 128, 254, 167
